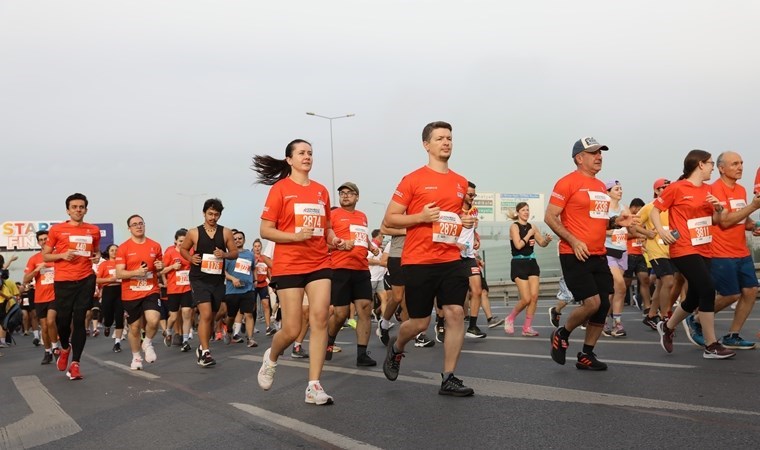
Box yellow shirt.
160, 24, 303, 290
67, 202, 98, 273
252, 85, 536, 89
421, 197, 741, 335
638, 201, 671, 260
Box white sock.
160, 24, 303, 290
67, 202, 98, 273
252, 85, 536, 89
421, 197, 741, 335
233, 323, 242, 335
132, 352, 141, 359
33, 330, 40, 339
380, 318, 391, 330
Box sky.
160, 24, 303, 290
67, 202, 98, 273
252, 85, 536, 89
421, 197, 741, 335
2, 0, 760, 261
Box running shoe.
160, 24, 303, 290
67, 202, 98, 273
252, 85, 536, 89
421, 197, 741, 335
265, 327, 276, 336
172, 334, 182, 346
66, 361, 83, 380
521, 327, 539, 337
142, 340, 157, 363
231, 334, 244, 344
550, 328, 568, 365
104, 326, 111, 337
131, 355, 144, 370
222, 333, 231, 345
602, 320, 612, 337
611, 322, 627, 338
383, 337, 404, 381
575, 351, 608, 371
247, 338, 259, 348
41, 352, 53, 365
258, 348, 277, 390
346, 318, 357, 329
682, 314, 705, 347
198, 350, 216, 368
305, 382, 334, 405
504, 318, 515, 335
465, 326, 486, 339
32, 337, 41, 347
215, 331, 223, 341
703, 342, 736, 359
332, 345, 342, 353
113, 342, 122, 353
720, 334, 756, 350
164, 333, 172, 347
414, 333, 435, 348
180, 341, 191, 352
657, 321, 674, 353
438, 374, 474, 397
356, 352, 377, 367
642, 315, 659, 330
548, 307, 561, 328
291, 344, 308, 358
92, 329, 100, 337
435, 323, 445, 343
325, 345, 334, 361
487, 316, 505, 329
57, 346, 71, 371
376, 322, 390, 346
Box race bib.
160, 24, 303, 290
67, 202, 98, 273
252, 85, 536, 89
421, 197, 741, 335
176, 270, 190, 286
69, 235, 93, 257
108, 268, 122, 283
22, 297, 30, 306
40, 267, 55, 285
294, 203, 326, 237
129, 272, 154, 292
632, 239, 643, 248
255, 262, 268, 275
234, 258, 252, 275
432, 211, 463, 244
611, 228, 628, 246
587, 191, 611, 219
200, 254, 223, 275
687, 216, 712, 246
729, 199, 747, 224
349, 224, 369, 248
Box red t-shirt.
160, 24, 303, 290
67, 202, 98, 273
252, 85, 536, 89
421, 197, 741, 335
24, 253, 55, 303
96, 260, 120, 287
46, 221, 101, 281
115, 238, 163, 301
330, 208, 370, 270
754, 167, 760, 195
163, 246, 191, 294
654, 179, 714, 258
254, 255, 269, 288
626, 236, 643, 256
549, 171, 609, 256
710, 178, 750, 258
260, 177, 331, 277
392, 166, 467, 265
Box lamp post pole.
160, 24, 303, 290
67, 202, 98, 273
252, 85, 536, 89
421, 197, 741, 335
305, 112, 355, 198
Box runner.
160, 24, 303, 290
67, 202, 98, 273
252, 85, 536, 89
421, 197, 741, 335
23, 230, 59, 364
603, 180, 630, 337
652, 149, 735, 359
179, 198, 238, 367
252, 239, 273, 347
115, 215, 164, 370
42, 193, 101, 380
162, 228, 194, 352
546, 137, 635, 371
381, 121, 476, 396
377, 226, 410, 345
253, 138, 345, 405
223, 230, 257, 347
96, 244, 124, 352
326, 181, 380, 367
623, 198, 649, 315
459, 181, 491, 338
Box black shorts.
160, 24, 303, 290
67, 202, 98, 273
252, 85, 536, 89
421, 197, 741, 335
403, 260, 469, 319
480, 275, 489, 292
90, 297, 100, 310
54, 274, 96, 314
463, 258, 482, 277
559, 254, 613, 302
123, 293, 161, 325
20, 295, 34, 311
190, 279, 226, 312
166, 291, 194, 312
650, 258, 676, 279
386, 257, 405, 286
624, 254, 648, 277
511, 258, 540, 281
253, 286, 270, 303
271, 268, 332, 290
225, 291, 256, 316
383, 275, 392, 291
331, 269, 372, 307
35, 301, 56, 318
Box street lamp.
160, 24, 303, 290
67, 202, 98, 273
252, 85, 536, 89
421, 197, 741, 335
305, 112, 355, 198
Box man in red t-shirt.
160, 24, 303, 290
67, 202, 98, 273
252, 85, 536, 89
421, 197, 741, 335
42, 193, 101, 380
326, 182, 381, 367
115, 214, 164, 370
381, 121, 476, 397
23, 230, 60, 365
161, 228, 193, 351
545, 137, 635, 371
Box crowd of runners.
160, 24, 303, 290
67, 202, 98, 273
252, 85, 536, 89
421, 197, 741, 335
2, 123, 760, 406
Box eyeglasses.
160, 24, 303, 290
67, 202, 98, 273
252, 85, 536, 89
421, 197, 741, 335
338, 191, 356, 197
704, 160, 715, 166
466, 193, 477, 198
129, 222, 145, 228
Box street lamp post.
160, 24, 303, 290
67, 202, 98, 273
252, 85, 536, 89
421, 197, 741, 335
305, 112, 355, 198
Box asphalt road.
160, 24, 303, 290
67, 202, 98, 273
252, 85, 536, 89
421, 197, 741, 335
2, 299, 760, 449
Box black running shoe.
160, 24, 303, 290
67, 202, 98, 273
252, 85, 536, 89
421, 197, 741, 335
32, 337, 41, 347
41, 352, 53, 365
435, 323, 445, 343
642, 315, 658, 330
549, 307, 561, 328
356, 352, 377, 367
575, 352, 608, 371
112, 342, 122, 353
325, 345, 334, 361
180, 341, 191, 352
414, 333, 435, 348
198, 351, 216, 368
376, 322, 390, 346
550, 328, 568, 365
438, 373, 474, 397
383, 337, 404, 381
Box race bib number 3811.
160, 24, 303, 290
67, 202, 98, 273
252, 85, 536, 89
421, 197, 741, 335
294, 203, 326, 237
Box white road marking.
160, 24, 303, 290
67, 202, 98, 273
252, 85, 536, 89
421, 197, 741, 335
461, 349, 697, 368
483, 335, 695, 346
102, 360, 161, 379
230, 403, 381, 450
233, 355, 759, 416
0, 376, 82, 449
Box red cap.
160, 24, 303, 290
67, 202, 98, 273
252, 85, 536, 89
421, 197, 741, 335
653, 178, 670, 191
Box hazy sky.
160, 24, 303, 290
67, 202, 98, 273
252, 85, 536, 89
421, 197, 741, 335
2, 0, 759, 253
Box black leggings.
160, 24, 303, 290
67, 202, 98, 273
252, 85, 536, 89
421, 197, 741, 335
672, 254, 714, 313
101, 285, 124, 329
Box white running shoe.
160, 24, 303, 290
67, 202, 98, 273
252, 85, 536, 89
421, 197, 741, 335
305, 382, 334, 405
131, 355, 143, 370
142, 340, 157, 363
258, 348, 277, 390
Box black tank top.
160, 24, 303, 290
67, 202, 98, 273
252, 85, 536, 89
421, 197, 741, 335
189, 225, 227, 282
510, 222, 535, 257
